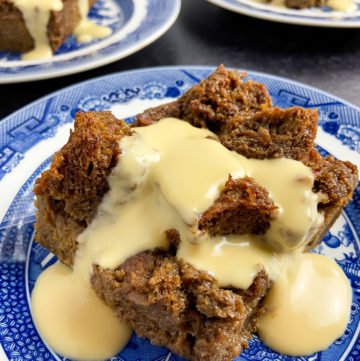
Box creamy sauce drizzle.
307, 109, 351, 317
255, 0, 357, 12
239, 156, 323, 251
32, 118, 352, 359
74, 0, 111, 43
12, 0, 63, 60
177, 234, 284, 289
11, 0, 111, 60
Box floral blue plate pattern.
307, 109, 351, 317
207, 0, 360, 27
0, 66, 359, 361
0, 0, 180, 84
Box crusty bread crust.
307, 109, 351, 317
34, 111, 131, 265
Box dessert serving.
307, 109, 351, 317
31, 65, 358, 361
0, 0, 111, 60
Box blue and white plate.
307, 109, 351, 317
207, 0, 360, 27
0, 0, 180, 84
0, 66, 359, 361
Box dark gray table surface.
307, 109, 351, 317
1, 0, 360, 121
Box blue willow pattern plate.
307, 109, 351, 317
0, 66, 359, 361
207, 0, 360, 27
0, 0, 180, 84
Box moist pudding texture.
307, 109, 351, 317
33, 66, 358, 361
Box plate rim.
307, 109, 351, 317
2, 64, 360, 130
0, 0, 181, 84
0, 64, 360, 361
207, 0, 360, 28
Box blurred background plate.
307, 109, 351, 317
207, 0, 360, 27
0, 0, 181, 83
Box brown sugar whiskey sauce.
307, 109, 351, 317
10, 0, 111, 60
31, 118, 352, 360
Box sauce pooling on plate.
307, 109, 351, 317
10, 0, 111, 60
31, 262, 131, 361
258, 253, 352, 356
31, 118, 352, 360
74, 0, 112, 43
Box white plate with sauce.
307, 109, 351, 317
0, 66, 359, 361
0, 0, 181, 84
207, 0, 360, 27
